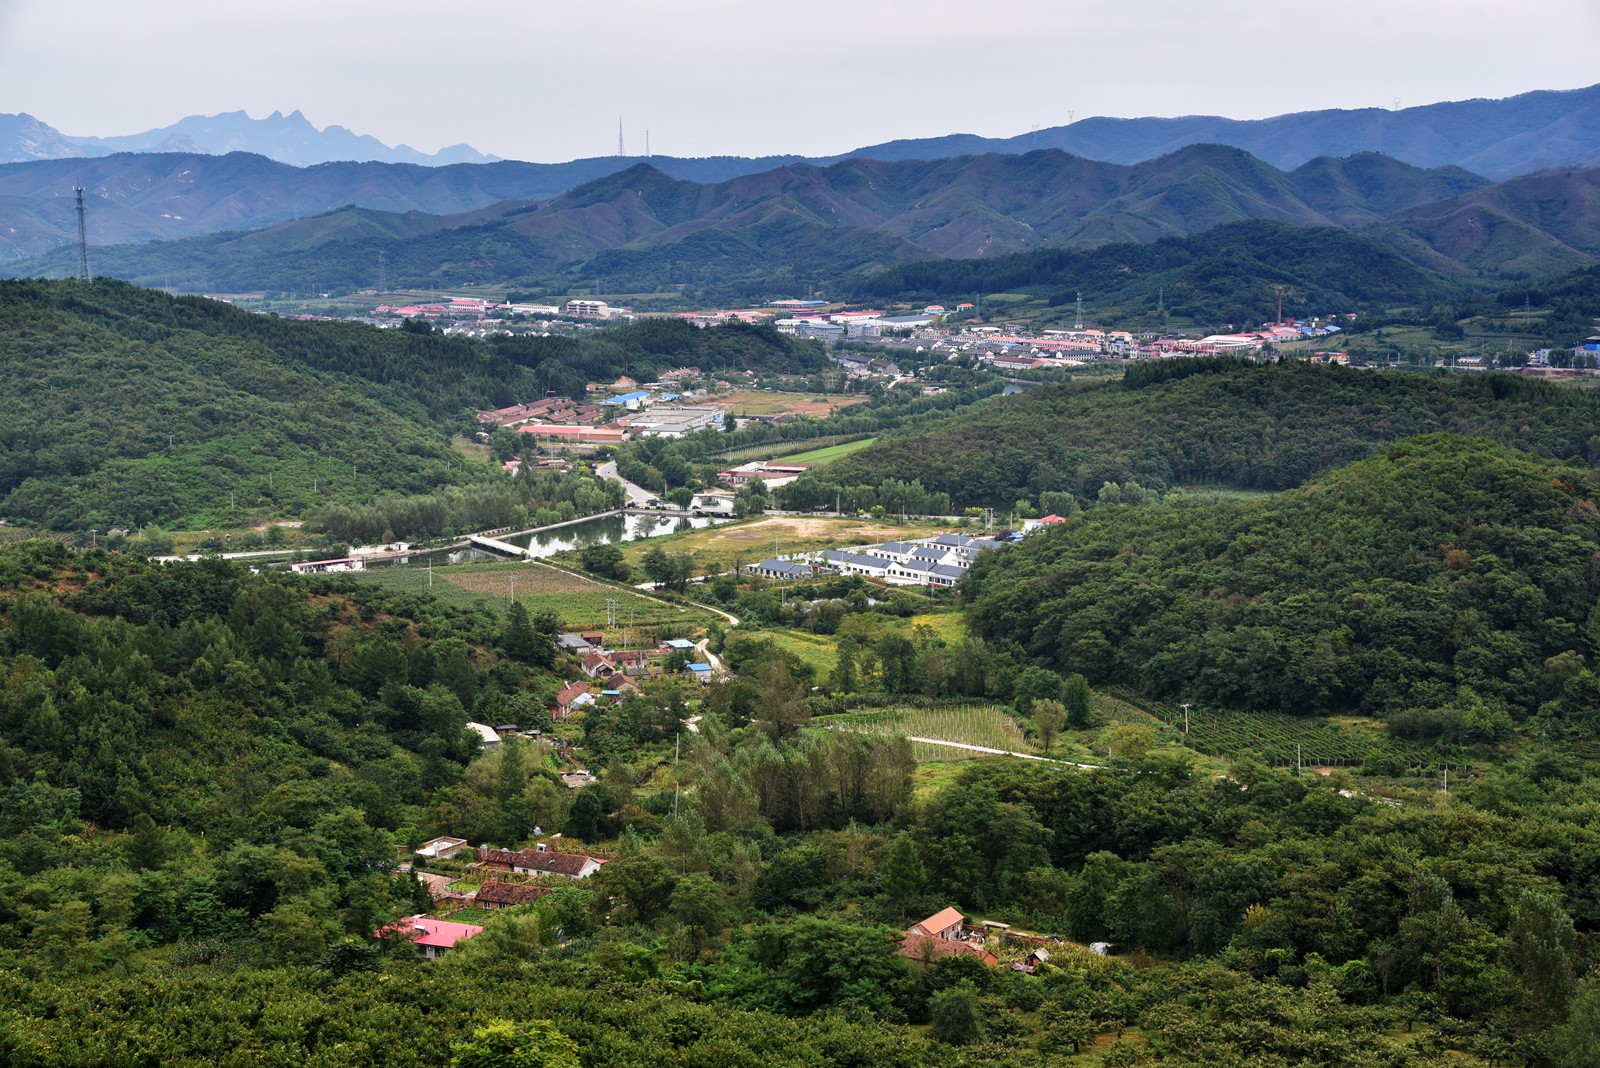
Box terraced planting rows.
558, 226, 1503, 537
829, 703, 1037, 758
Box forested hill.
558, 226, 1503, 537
0, 279, 481, 529
965, 435, 1600, 726
0, 280, 826, 529
817, 360, 1600, 509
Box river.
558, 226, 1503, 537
378, 512, 729, 567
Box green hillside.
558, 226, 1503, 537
0, 280, 833, 530
0, 280, 478, 529
811, 360, 1600, 509
965, 435, 1600, 725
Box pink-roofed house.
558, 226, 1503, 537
378, 915, 483, 960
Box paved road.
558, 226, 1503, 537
597, 460, 656, 507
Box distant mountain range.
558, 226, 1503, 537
17, 145, 1594, 302
0, 109, 500, 167
3, 83, 1597, 303
6, 82, 1597, 178
846, 84, 1600, 181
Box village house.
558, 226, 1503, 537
554, 681, 594, 718
465, 722, 501, 749
477, 843, 605, 879
749, 558, 814, 581
378, 916, 483, 960
897, 907, 998, 967
579, 650, 618, 679
475, 882, 553, 910
611, 649, 662, 677
413, 836, 470, 860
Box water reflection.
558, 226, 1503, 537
386, 512, 727, 567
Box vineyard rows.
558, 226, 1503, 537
829, 703, 1036, 757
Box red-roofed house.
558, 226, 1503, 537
378, 915, 483, 960
910, 907, 966, 941
555, 681, 594, 718
898, 907, 997, 967
579, 651, 617, 679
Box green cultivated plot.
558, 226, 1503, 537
773, 437, 879, 464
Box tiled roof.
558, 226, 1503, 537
476, 882, 553, 907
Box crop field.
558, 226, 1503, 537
772, 437, 879, 464
615, 514, 951, 574
829, 704, 1037, 759
1109, 689, 1455, 770
716, 433, 875, 464
350, 560, 715, 631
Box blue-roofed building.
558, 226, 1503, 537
687, 663, 714, 683
602, 391, 651, 410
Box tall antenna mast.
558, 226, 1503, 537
645, 129, 651, 158
1276, 285, 1286, 327
618, 117, 625, 157
74, 186, 91, 283
1074, 292, 1083, 331
377, 250, 387, 294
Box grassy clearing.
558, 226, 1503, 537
614, 514, 954, 574
909, 612, 965, 644
908, 760, 972, 797
708, 390, 868, 417
451, 435, 493, 464
1166, 485, 1280, 504
350, 560, 714, 631
772, 437, 879, 464
742, 629, 838, 678
1106, 688, 1457, 771
831, 704, 1037, 755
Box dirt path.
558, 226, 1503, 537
903, 736, 1102, 770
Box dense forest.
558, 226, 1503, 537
849, 221, 1460, 322
815, 360, 1600, 510
4, 537, 1600, 1064
0, 280, 827, 529
965, 435, 1600, 727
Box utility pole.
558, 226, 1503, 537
605, 598, 618, 628
1180, 702, 1191, 736
74, 186, 91, 283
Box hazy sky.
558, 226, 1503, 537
3, 0, 1598, 162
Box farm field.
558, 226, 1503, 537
771, 437, 878, 464
709, 389, 868, 418
614, 514, 953, 574
349, 559, 716, 632
828, 704, 1039, 760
